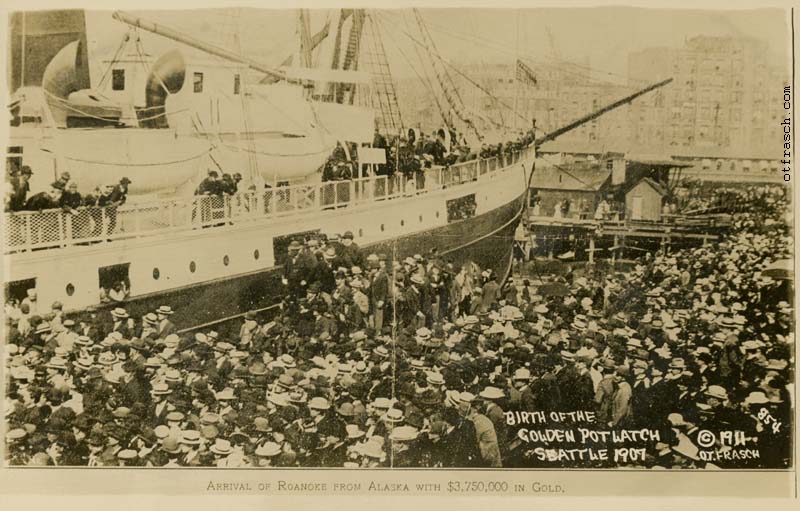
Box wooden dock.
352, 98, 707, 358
522, 214, 725, 263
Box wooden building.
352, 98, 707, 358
625, 177, 667, 221
528, 162, 611, 219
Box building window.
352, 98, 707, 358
234, 74, 241, 95
193, 72, 204, 93
112, 69, 125, 91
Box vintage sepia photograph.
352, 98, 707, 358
1, 2, 795, 478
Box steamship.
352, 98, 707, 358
4, 9, 668, 329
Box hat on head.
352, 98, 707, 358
6, 428, 27, 442
117, 449, 138, 461
45, 357, 68, 370
389, 426, 418, 442
372, 397, 392, 410
75, 335, 93, 347
337, 402, 355, 417
200, 425, 219, 440
166, 411, 185, 422
254, 417, 272, 433
459, 392, 476, 404
384, 408, 404, 423
181, 430, 202, 445
97, 352, 118, 366
479, 386, 504, 400
346, 424, 365, 439
513, 368, 531, 380
150, 382, 172, 396
669, 357, 686, 370
111, 308, 129, 318
210, 439, 233, 456
426, 371, 445, 386
705, 385, 728, 401
744, 391, 769, 405
308, 397, 331, 410
254, 442, 281, 457
266, 393, 289, 407
161, 436, 181, 454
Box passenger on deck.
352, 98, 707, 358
59, 181, 83, 213
196, 171, 222, 196
25, 184, 61, 211
8, 165, 32, 212
51, 172, 71, 192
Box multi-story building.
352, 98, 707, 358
627, 35, 787, 154
395, 35, 786, 161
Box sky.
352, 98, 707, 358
82, 7, 790, 85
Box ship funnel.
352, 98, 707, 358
41, 39, 91, 126
140, 49, 186, 128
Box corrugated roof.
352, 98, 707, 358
530, 162, 611, 191
539, 139, 779, 161
628, 177, 668, 196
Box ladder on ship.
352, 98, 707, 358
335, 10, 366, 105
362, 13, 404, 134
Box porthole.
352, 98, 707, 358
380, 224, 385, 232
419, 215, 423, 223
400, 220, 405, 226
189, 261, 196, 273
436, 211, 440, 218
153, 268, 160, 280
65, 283, 75, 296
223, 255, 230, 266
358, 228, 363, 237
254, 250, 260, 260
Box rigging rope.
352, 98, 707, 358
374, 13, 448, 129
390, 21, 528, 126
64, 148, 213, 167
97, 31, 133, 90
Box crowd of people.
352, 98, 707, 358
5, 167, 131, 215
320, 128, 536, 188
4, 181, 793, 469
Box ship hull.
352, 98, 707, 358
89, 192, 524, 331
5, 149, 532, 333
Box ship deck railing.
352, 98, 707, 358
4, 147, 533, 254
